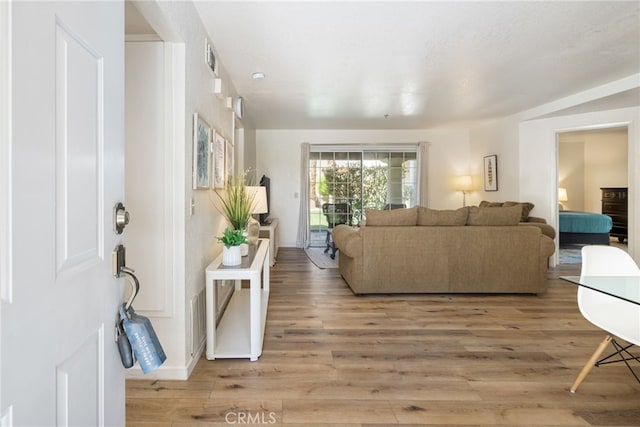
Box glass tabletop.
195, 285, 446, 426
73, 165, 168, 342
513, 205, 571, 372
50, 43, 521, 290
223, 239, 263, 269
560, 276, 640, 306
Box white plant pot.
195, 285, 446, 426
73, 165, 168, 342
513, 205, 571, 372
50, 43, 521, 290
222, 245, 242, 266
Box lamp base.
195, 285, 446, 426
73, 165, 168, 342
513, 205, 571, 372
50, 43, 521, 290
247, 216, 260, 246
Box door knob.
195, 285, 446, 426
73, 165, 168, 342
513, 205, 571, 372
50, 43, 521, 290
113, 202, 130, 234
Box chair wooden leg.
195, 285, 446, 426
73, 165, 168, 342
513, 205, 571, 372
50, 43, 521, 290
571, 334, 613, 393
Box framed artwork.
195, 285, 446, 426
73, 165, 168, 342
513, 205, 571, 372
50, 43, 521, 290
192, 113, 211, 189
205, 39, 218, 76
225, 139, 234, 180
213, 131, 226, 189
483, 155, 498, 191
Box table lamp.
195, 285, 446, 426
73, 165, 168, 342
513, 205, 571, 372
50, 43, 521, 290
558, 187, 568, 210
455, 175, 473, 207
246, 186, 268, 246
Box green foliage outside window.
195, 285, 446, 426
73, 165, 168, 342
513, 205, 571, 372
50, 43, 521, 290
311, 151, 417, 229
321, 164, 390, 224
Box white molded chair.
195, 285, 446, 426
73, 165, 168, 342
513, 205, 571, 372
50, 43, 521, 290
571, 245, 640, 392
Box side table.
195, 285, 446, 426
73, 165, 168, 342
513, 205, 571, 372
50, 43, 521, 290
259, 218, 279, 266
205, 239, 270, 361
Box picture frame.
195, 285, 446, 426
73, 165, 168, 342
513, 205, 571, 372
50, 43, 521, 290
483, 155, 498, 191
205, 39, 218, 76
213, 131, 226, 189
192, 113, 211, 189
225, 139, 234, 180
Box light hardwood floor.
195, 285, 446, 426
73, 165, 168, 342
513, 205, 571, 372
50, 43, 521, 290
126, 248, 640, 426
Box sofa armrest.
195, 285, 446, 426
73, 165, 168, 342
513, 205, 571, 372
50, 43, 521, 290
519, 222, 556, 240
332, 225, 362, 259
540, 235, 556, 258
526, 216, 546, 224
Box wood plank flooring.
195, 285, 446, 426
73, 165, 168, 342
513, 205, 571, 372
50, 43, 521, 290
126, 248, 640, 426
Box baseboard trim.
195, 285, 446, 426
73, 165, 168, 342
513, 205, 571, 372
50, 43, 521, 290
124, 342, 205, 381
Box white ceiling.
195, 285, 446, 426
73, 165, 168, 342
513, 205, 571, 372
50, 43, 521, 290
147, 1, 640, 129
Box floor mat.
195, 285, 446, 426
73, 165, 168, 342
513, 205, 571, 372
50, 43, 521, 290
559, 246, 583, 264
559, 241, 628, 265
304, 247, 338, 269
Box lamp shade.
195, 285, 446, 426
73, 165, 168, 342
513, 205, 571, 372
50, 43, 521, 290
558, 187, 568, 202
455, 175, 473, 192
246, 186, 268, 214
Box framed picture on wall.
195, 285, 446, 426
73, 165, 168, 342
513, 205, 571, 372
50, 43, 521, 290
484, 154, 498, 191
225, 139, 234, 180
213, 131, 226, 189
192, 113, 211, 189
205, 39, 218, 76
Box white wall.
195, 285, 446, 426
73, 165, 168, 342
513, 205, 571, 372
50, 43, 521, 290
467, 115, 522, 207
240, 126, 257, 175
256, 128, 470, 247
558, 140, 586, 211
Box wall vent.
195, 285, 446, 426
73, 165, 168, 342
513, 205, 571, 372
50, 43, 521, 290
190, 288, 206, 356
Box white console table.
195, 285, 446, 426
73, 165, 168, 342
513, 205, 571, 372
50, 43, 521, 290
205, 239, 269, 361
259, 218, 279, 266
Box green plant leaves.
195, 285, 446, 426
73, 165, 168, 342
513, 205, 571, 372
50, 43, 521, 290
216, 227, 248, 248
214, 174, 255, 230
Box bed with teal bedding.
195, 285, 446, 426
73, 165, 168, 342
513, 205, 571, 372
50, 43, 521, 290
559, 211, 613, 245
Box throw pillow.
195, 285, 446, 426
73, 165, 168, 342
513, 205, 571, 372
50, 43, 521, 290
466, 205, 522, 226
479, 201, 504, 208
365, 206, 418, 226
478, 200, 535, 222
504, 201, 535, 222
417, 207, 468, 226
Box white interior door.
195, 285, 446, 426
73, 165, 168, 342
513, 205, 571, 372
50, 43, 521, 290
2, 2, 125, 425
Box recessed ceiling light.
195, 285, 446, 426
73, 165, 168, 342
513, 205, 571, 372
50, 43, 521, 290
252, 72, 266, 80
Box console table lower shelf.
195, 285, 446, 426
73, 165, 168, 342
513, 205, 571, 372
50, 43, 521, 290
205, 239, 270, 361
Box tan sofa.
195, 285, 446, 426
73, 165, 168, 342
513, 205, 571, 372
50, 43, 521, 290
332, 205, 555, 295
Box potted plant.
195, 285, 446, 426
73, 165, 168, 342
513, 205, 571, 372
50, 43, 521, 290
217, 227, 247, 266
213, 173, 257, 256
214, 174, 254, 231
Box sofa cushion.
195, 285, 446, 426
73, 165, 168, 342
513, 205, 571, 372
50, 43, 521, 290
417, 207, 468, 226
504, 201, 535, 222
365, 206, 417, 226
479, 201, 503, 208
479, 200, 535, 222
467, 205, 522, 226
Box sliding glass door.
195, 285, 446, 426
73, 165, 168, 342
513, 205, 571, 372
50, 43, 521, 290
308, 147, 419, 247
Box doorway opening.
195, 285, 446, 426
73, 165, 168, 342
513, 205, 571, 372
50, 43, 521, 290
557, 126, 629, 265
